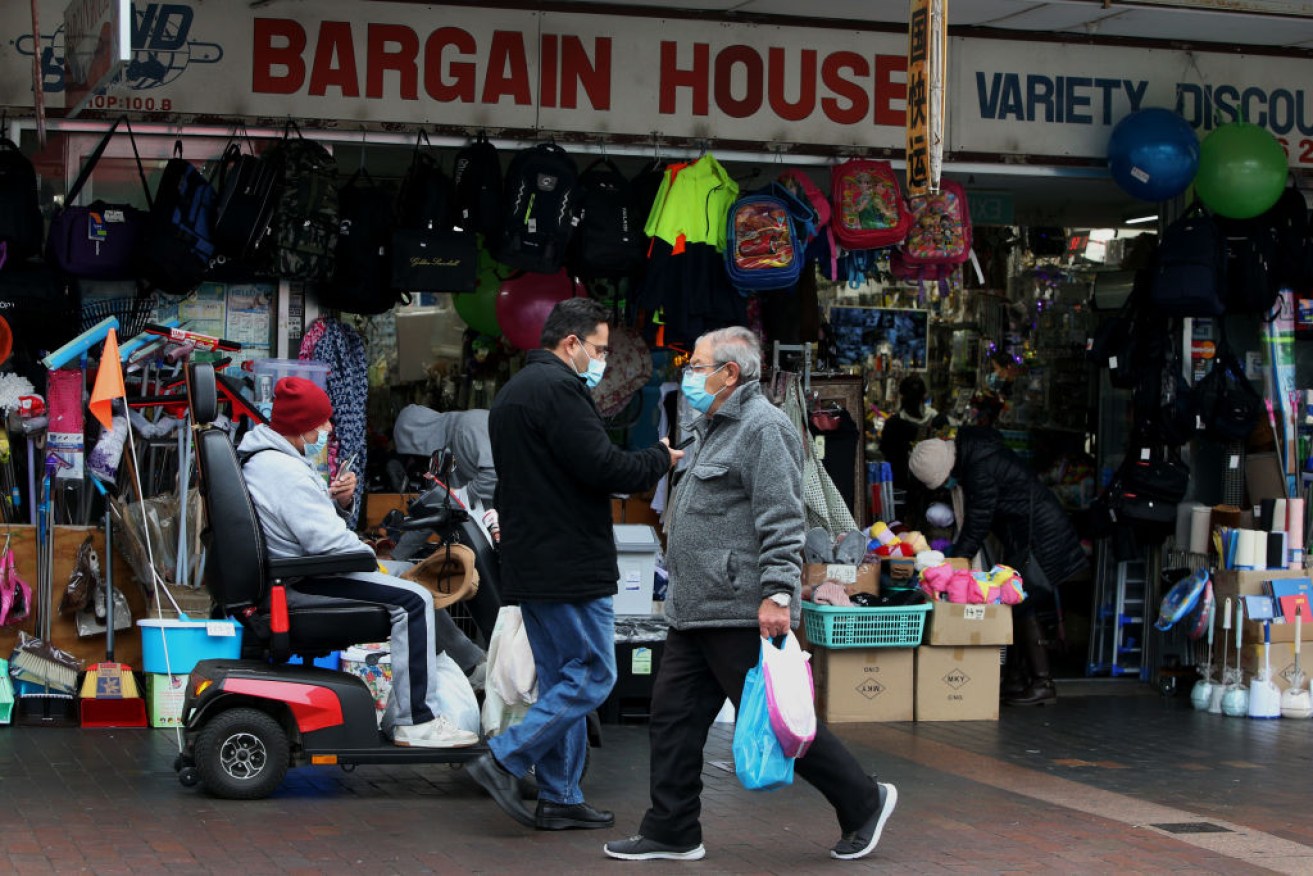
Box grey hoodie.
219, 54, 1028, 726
236, 424, 368, 559
664, 380, 804, 631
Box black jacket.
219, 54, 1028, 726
951, 426, 1086, 587
490, 349, 671, 602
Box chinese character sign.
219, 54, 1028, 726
907, 0, 947, 196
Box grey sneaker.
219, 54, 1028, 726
603, 835, 707, 861
830, 782, 897, 860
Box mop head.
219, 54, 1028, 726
0, 373, 35, 414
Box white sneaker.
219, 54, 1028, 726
393, 716, 480, 748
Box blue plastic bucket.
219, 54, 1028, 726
138, 618, 242, 674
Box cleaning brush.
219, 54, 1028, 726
10, 631, 82, 694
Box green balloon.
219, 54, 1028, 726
1195, 122, 1288, 219
454, 241, 506, 337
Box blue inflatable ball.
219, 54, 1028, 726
1107, 108, 1200, 202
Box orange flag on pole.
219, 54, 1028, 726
89, 328, 124, 430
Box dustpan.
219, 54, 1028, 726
79, 473, 147, 728
14, 679, 79, 726
0, 657, 13, 724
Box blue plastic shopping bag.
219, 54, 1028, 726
733, 644, 796, 791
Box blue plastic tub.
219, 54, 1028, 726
138, 618, 242, 674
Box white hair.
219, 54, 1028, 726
698, 327, 762, 382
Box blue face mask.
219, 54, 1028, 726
573, 342, 607, 389
302, 429, 329, 459
681, 365, 726, 413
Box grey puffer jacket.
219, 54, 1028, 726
665, 380, 804, 631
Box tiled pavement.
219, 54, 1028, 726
1, 692, 1311, 874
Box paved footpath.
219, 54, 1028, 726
0, 694, 1309, 874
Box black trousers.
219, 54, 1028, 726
639, 627, 882, 847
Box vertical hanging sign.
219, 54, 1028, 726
907, 0, 948, 195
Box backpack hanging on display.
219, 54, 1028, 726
0, 137, 43, 268
1266, 180, 1311, 291
392, 131, 477, 294
1193, 341, 1264, 441
776, 168, 835, 276
1151, 205, 1226, 318
495, 142, 578, 274
453, 132, 503, 240
568, 158, 644, 279
265, 124, 339, 281
724, 193, 803, 293
829, 159, 911, 250
140, 140, 217, 297
46, 116, 152, 281
1216, 213, 1279, 316
322, 169, 398, 315
211, 132, 281, 264
896, 180, 972, 275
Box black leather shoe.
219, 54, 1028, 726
535, 800, 616, 831
468, 754, 535, 827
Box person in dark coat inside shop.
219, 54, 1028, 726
466, 298, 682, 831
909, 426, 1087, 707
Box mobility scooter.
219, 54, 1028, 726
173, 364, 493, 799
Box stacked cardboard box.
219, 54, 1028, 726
811, 647, 914, 723
914, 601, 1013, 721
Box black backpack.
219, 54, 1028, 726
568, 159, 644, 279
1193, 342, 1263, 441
453, 133, 502, 240
396, 132, 454, 232
0, 138, 42, 267
212, 137, 281, 264
1268, 182, 1311, 290
1217, 213, 1280, 316
1151, 205, 1226, 318
265, 125, 339, 281
495, 143, 578, 274
321, 171, 398, 315
140, 140, 217, 297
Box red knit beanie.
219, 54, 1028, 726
270, 377, 333, 436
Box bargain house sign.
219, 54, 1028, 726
4, 1, 1313, 165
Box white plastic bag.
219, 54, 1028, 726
432, 650, 481, 734
761, 633, 816, 758
482, 606, 538, 737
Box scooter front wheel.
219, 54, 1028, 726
195, 707, 290, 800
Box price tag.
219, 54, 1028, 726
623, 569, 642, 592
1229, 454, 1240, 470
825, 564, 858, 585
632, 647, 653, 676
814, 435, 826, 460
963, 605, 986, 621
207, 621, 236, 637
1108, 356, 1118, 369
1140, 448, 1150, 461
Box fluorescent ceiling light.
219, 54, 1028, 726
1124, 214, 1159, 225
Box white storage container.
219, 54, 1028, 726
613, 524, 659, 616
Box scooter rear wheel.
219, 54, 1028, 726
195, 707, 290, 800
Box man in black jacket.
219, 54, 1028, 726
468, 298, 681, 830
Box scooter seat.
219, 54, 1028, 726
255, 603, 392, 656
268, 550, 379, 580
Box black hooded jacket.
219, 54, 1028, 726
950, 426, 1086, 587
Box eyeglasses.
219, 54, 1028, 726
578, 339, 610, 359
682, 362, 724, 376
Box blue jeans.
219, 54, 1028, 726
488, 597, 617, 804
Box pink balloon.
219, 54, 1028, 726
496, 271, 580, 350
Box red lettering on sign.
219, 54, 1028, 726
560, 36, 611, 110
252, 18, 306, 95
660, 41, 709, 116
768, 47, 817, 122
423, 27, 476, 103
821, 51, 869, 125
483, 30, 532, 105
367, 24, 419, 101
874, 54, 906, 126
540, 34, 559, 108
714, 45, 763, 119
309, 21, 360, 98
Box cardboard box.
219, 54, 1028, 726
914, 646, 1002, 722
1210, 569, 1309, 643
1240, 642, 1304, 691
926, 602, 1014, 646
811, 647, 914, 723
146, 673, 189, 728
804, 562, 880, 597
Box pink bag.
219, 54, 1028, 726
0, 547, 32, 627
761, 633, 816, 759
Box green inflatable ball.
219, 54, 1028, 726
454, 243, 506, 337
1195, 122, 1288, 219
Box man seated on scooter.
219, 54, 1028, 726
237, 377, 479, 749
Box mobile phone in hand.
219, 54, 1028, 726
673, 435, 695, 451
335, 453, 357, 480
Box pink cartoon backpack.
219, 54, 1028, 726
829, 159, 911, 250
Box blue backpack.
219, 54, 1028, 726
724, 194, 803, 293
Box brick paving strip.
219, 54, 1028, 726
853, 724, 1313, 875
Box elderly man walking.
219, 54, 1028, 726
604, 327, 897, 863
